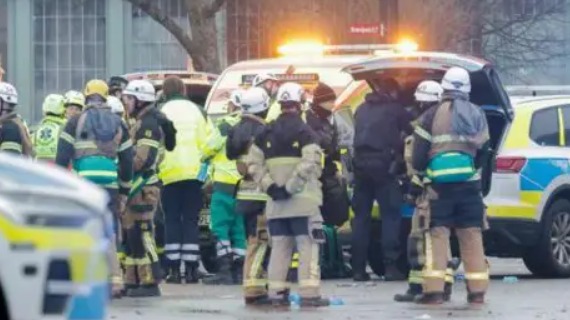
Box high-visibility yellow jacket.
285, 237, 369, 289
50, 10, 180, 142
158, 95, 211, 185
32, 115, 66, 161
202, 112, 241, 186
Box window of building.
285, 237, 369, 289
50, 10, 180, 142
130, 0, 190, 72
33, 0, 106, 121
530, 107, 561, 146
0, 0, 8, 80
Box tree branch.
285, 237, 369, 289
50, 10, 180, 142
204, 0, 226, 18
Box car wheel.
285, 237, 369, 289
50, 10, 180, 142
523, 199, 570, 278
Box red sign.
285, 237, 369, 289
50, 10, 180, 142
350, 24, 382, 35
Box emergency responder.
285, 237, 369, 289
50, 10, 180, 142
64, 90, 85, 120
247, 82, 328, 307
202, 89, 245, 285
229, 88, 246, 112
33, 94, 66, 162
225, 87, 270, 304
411, 67, 490, 305
253, 73, 281, 122
305, 83, 349, 227
159, 76, 211, 284
121, 79, 176, 297
56, 79, 133, 298
394, 80, 457, 302
351, 78, 412, 282
108, 96, 125, 118
109, 76, 129, 98
0, 82, 33, 156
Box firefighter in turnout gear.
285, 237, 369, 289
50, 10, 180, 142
121, 79, 176, 297
226, 87, 270, 304
253, 73, 281, 122
33, 94, 66, 162
247, 82, 329, 307
412, 67, 491, 305
56, 79, 133, 298
0, 82, 33, 156
202, 89, 246, 285
394, 81, 457, 302
64, 90, 85, 120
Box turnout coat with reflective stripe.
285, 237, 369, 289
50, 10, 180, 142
246, 113, 323, 220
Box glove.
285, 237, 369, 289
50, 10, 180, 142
266, 184, 292, 201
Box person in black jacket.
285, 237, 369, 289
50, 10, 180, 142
225, 87, 271, 305
351, 78, 412, 282
306, 83, 349, 227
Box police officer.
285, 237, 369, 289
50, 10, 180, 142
226, 87, 270, 304
412, 67, 490, 305
159, 76, 211, 284
0, 82, 33, 156
394, 80, 458, 302
248, 82, 328, 307
202, 90, 245, 285
33, 94, 66, 162
56, 79, 134, 298
121, 79, 175, 297
64, 90, 85, 120
351, 78, 412, 282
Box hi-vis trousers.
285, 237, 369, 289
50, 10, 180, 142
421, 185, 489, 295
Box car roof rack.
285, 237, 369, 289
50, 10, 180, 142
506, 85, 570, 97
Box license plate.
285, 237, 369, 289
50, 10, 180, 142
199, 210, 211, 226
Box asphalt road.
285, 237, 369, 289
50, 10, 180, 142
108, 258, 569, 320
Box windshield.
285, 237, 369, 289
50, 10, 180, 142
206, 67, 354, 115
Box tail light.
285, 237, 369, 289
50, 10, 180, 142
495, 156, 527, 173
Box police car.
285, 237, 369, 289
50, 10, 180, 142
485, 95, 570, 278
340, 50, 514, 277
0, 153, 111, 319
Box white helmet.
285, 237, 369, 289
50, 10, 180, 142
230, 89, 246, 108
0, 82, 18, 105
277, 82, 305, 103
108, 96, 125, 115
64, 90, 85, 109
441, 67, 471, 94
252, 73, 278, 87
241, 87, 270, 114
122, 79, 156, 102
415, 80, 443, 103
42, 94, 66, 116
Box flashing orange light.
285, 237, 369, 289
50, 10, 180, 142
396, 39, 419, 53
277, 41, 325, 56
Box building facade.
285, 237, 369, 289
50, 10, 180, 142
2, 0, 206, 122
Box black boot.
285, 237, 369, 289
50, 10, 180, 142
353, 272, 371, 282
414, 292, 445, 305
444, 282, 453, 302
467, 292, 485, 304
255, 290, 290, 307
384, 264, 407, 281
126, 284, 161, 297
300, 297, 331, 307
394, 283, 422, 302
165, 265, 182, 284
203, 256, 234, 285
185, 262, 205, 284
232, 258, 244, 285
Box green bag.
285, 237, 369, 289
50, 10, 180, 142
320, 225, 351, 279
73, 156, 118, 186
427, 152, 476, 183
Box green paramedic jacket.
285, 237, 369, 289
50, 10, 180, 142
33, 115, 66, 161
56, 108, 134, 195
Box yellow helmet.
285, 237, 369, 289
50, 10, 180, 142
64, 90, 85, 109
42, 94, 65, 116
84, 79, 109, 99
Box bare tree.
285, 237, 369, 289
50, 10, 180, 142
124, 0, 226, 73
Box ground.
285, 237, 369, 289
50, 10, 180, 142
109, 259, 569, 320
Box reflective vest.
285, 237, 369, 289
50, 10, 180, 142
208, 113, 242, 186
33, 116, 66, 161
159, 97, 210, 185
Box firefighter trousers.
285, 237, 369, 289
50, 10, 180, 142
105, 188, 123, 292
122, 185, 161, 286
211, 189, 246, 260
243, 213, 269, 299
266, 216, 322, 299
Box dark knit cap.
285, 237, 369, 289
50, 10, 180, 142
312, 83, 336, 105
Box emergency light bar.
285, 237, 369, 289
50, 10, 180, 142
241, 73, 320, 85
277, 40, 419, 57
506, 85, 570, 96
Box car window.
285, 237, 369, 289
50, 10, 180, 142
530, 107, 560, 146
562, 107, 570, 146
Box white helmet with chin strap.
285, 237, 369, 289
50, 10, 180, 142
240, 87, 270, 114
229, 89, 246, 108
0, 82, 18, 105
415, 80, 443, 103
277, 82, 305, 104
107, 96, 125, 115
123, 80, 157, 102
441, 67, 471, 94
252, 73, 278, 88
